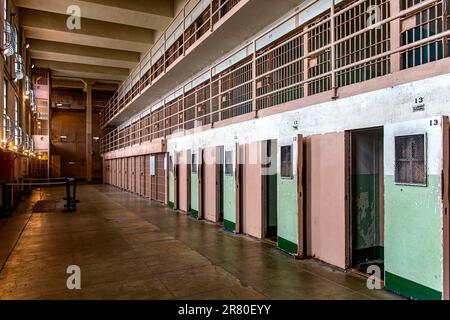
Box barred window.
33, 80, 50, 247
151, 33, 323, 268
191, 153, 198, 173
280, 145, 293, 179
225, 151, 233, 176
169, 155, 173, 172
395, 134, 426, 185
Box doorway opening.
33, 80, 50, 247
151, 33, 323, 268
218, 146, 224, 222
264, 139, 278, 242
350, 128, 384, 277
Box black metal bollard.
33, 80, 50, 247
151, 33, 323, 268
64, 178, 74, 212
1, 182, 12, 217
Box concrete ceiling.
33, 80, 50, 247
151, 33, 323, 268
18, 0, 177, 86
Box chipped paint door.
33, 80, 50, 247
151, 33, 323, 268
305, 132, 349, 269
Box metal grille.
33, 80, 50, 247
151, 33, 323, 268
307, 16, 331, 95
184, 88, 197, 130
400, 1, 446, 69
184, 7, 211, 51
165, 97, 183, 136
395, 134, 426, 185
212, 0, 241, 24
335, 0, 391, 87
195, 81, 212, 127
219, 59, 253, 120
165, 37, 184, 68
401, 0, 427, 10
308, 49, 331, 95
101, 0, 450, 155
152, 108, 165, 140
256, 31, 304, 110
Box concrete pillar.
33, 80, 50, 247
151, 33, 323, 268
83, 80, 95, 182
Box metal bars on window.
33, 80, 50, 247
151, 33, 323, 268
101, 0, 450, 154
400, 0, 448, 69
100, 0, 243, 127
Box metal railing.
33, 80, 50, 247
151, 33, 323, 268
101, 0, 243, 127
101, 0, 450, 154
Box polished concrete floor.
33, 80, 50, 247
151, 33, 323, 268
0, 185, 401, 300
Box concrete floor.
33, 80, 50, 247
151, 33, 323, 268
0, 185, 401, 300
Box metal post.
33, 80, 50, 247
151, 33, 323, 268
65, 178, 72, 211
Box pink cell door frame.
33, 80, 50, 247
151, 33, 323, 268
443, 116, 449, 300
297, 134, 305, 258
235, 143, 242, 233
173, 152, 179, 210
198, 148, 204, 220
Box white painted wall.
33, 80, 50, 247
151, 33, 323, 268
384, 117, 443, 176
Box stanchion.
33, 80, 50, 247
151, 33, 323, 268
1, 177, 79, 214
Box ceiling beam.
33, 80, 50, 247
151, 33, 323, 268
33, 59, 129, 82
21, 8, 155, 52
15, 0, 174, 30
51, 78, 119, 91
28, 39, 140, 69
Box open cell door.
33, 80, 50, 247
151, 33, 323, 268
203, 147, 219, 222
241, 142, 264, 239
173, 153, 179, 209
198, 148, 204, 220
235, 143, 243, 234
297, 134, 305, 257
275, 135, 305, 256
305, 132, 350, 269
